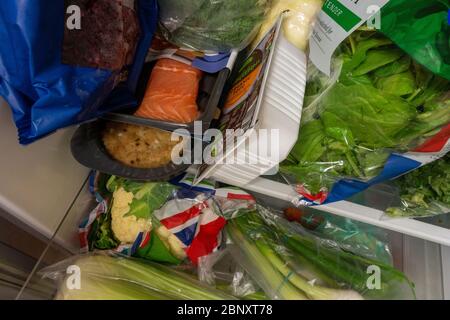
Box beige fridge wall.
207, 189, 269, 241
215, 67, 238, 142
0, 98, 89, 243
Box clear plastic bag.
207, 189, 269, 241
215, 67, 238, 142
385, 154, 450, 218
158, 0, 271, 52
281, 28, 450, 204
226, 205, 416, 300
80, 176, 227, 265
283, 207, 393, 265
40, 253, 235, 300
198, 249, 265, 299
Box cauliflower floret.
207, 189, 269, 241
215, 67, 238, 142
111, 187, 152, 244
156, 225, 187, 260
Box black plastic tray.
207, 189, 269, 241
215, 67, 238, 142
101, 62, 230, 134
71, 120, 192, 181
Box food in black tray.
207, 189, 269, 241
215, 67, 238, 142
102, 122, 183, 169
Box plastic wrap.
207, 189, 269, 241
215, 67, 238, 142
40, 253, 235, 300
253, 0, 323, 51
80, 176, 226, 265
198, 249, 265, 299
380, 0, 450, 81
0, 0, 158, 144
283, 207, 392, 265
158, 0, 271, 52
385, 154, 450, 218
281, 27, 450, 205
226, 206, 416, 300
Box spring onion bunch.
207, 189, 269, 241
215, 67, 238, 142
227, 212, 362, 300
227, 208, 416, 300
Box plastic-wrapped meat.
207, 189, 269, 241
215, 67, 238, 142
122, 1, 141, 66
62, 0, 140, 70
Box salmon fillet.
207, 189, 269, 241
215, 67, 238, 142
135, 59, 203, 123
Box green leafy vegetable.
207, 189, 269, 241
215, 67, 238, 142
282, 29, 450, 195
386, 154, 450, 218
352, 49, 404, 76
106, 176, 176, 220
163, 0, 270, 51
93, 212, 119, 250
320, 83, 415, 149
374, 71, 416, 96
372, 55, 411, 78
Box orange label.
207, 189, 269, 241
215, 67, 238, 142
224, 64, 262, 111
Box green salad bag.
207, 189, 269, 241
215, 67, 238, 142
380, 0, 450, 80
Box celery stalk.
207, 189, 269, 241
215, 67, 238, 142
56, 254, 235, 300
56, 274, 172, 300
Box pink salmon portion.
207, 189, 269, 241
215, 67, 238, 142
135, 59, 203, 123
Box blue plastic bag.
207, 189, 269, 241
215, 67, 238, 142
0, 0, 158, 144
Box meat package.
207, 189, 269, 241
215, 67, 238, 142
62, 0, 141, 70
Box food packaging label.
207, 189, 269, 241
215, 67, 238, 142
310, 0, 390, 75
193, 18, 284, 184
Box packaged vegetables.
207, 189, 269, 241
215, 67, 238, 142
82, 176, 226, 265
44, 254, 235, 300
227, 206, 416, 300
283, 207, 393, 265
86, 176, 185, 263
9, 0, 447, 302
49, 174, 414, 300
386, 154, 450, 218
62, 0, 140, 71
281, 28, 450, 199
158, 0, 271, 51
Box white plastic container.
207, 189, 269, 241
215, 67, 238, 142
195, 18, 308, 187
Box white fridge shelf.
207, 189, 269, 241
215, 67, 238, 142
243, 177, 450, 247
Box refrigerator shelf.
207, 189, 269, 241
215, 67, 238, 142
14, 175, 450, 300
243, 177, 450, 247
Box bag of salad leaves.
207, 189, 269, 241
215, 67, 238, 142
386, 154, 450, 218
158, 0, 271, 51
280, 25, 450, 206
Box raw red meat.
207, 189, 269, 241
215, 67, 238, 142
62, 0, 140, 70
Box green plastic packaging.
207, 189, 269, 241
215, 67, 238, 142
380, 0, 450, 80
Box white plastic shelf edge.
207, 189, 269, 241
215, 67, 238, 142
244, 178, 450, 247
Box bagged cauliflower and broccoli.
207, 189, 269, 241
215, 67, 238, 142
82, 176, 226, 265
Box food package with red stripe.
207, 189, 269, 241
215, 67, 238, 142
79, 175, 255, 265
